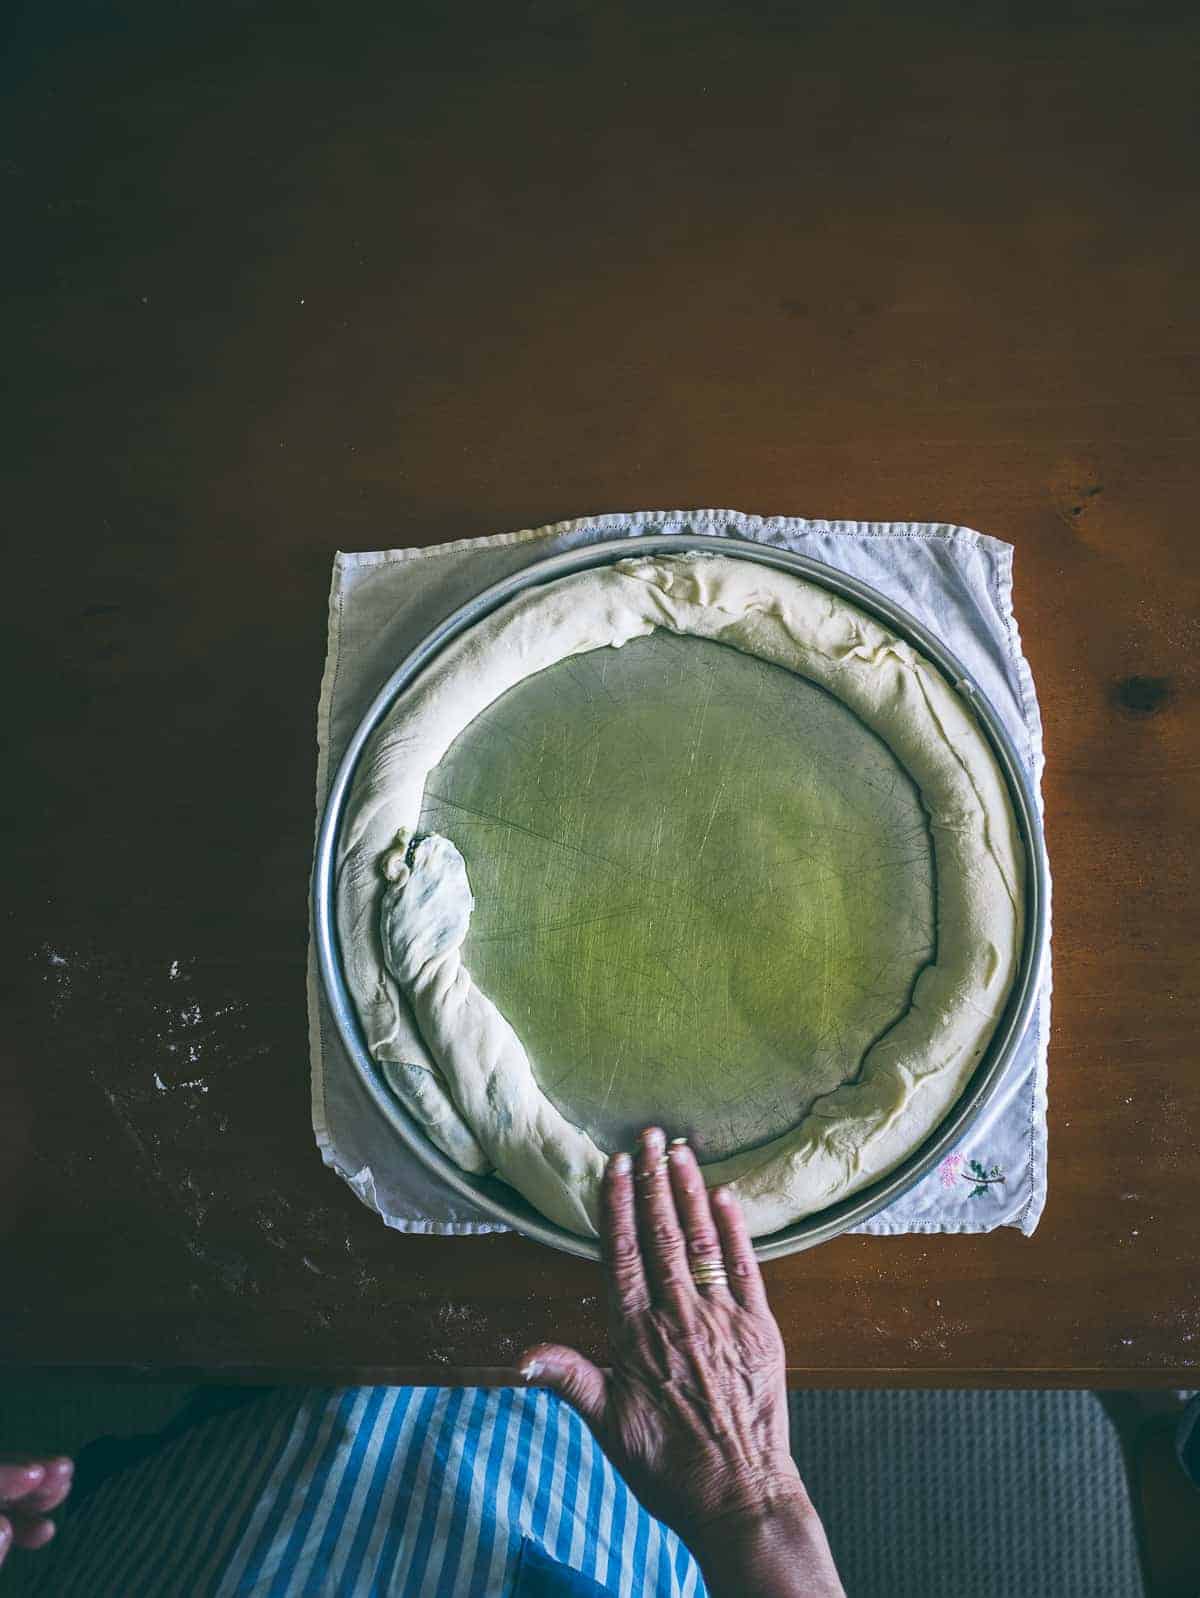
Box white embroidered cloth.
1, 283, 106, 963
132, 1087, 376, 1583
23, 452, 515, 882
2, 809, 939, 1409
308, 511, 1051, 1237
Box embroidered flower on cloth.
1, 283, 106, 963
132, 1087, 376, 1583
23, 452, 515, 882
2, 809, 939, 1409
939, 1152, 965, 1188
938, 1152, 1006, 1198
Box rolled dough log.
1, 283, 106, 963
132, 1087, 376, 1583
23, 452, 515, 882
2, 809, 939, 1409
337, 553, 1024, 1237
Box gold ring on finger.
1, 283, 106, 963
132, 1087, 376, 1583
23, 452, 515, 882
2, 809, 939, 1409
691, 1261, 729, 1289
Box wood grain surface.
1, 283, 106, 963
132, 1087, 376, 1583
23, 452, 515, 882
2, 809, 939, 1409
3, 0, 1197, 1385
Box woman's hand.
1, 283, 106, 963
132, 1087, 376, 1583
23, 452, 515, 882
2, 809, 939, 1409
0, 1456, 74, 1569
519, 1128, 843, 1598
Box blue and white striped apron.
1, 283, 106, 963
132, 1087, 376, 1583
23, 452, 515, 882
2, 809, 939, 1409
41, 1388, 707, 1596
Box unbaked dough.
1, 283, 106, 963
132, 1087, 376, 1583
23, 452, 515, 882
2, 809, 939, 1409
337, 553, 1024, 1238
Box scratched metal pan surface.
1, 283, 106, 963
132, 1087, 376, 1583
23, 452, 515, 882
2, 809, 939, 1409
313, 535, 1049, 1261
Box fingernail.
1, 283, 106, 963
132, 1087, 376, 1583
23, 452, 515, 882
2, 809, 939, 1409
712, 1184, 733, 1204
520, 1358, 542, 1382
641, 1127, 665, 1153
609, 1151, 631, 1174
0, 1520, 10, 1550
18, 1465, 45, 1485
669, 1138, 689, 1159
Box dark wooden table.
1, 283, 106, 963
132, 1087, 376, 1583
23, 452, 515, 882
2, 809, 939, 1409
4, 0, 1197, 1387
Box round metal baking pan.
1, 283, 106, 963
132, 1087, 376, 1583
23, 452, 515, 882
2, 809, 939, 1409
313, 534, 1050, 1261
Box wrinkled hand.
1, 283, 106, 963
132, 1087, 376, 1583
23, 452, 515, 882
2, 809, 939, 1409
520, 1128, 843, 1597
0, 1456, 74, 1569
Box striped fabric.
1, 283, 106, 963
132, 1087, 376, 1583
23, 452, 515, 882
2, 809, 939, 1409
40, 1388, 707, 1597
